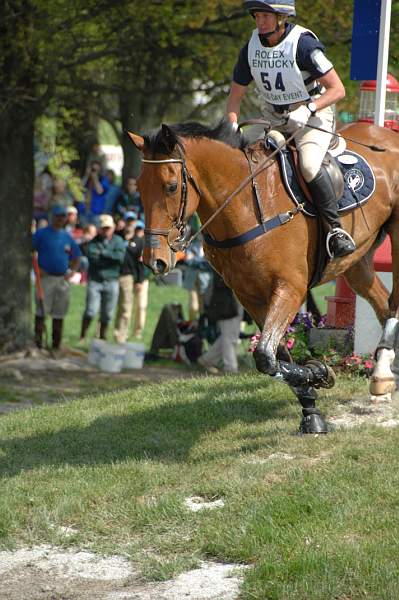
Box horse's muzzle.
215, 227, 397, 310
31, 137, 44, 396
150, 258, 169, 275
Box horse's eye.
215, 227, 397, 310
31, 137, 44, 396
166, 182, 178, 195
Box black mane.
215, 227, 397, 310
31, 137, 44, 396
143, 119, 248, 155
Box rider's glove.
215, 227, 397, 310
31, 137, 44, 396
287, 104, 311, 129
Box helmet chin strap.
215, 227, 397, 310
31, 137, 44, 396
258, 15, 285, 46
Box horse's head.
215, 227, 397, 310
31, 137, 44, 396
127, 124, 201, 275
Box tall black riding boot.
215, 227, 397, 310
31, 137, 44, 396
99, 321, 108, 340
34, 316, 45, 349
80, 316, 92, 340
308, 167, 356, 259
52, 318, 63, 349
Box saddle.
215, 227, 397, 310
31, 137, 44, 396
249, 131, 376, 217
243, 132, 376, 286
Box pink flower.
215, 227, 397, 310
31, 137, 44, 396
286, 337, 295, 350
364, 360, 374, 369
248, 333, 261, 353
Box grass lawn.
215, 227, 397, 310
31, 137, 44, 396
1, 360, 398, 598
4, 277, 385, 599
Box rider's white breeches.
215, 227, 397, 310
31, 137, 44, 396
262, 103, 335, 182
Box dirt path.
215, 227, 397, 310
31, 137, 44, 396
0, 348, 192, 416
0, 544, 246, 600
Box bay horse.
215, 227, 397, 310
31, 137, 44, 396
128, 120, 399, 433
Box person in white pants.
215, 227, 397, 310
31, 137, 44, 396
199, 307, 244, 374
198, 271, 243, 374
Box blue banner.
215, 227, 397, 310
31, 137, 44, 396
350, 0, 381, 80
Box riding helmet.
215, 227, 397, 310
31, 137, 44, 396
243, 0, 296, 16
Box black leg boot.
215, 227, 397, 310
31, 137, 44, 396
308, 167, 356, 259
80, 316, 92, 340
99, 322, 108, 340
52, 318, 63, 350
292, 385, 328, 434
34, 316, 45, 349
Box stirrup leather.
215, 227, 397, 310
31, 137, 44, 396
326, 228, 356, 259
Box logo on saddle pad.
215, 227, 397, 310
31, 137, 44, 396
344, 168, 365, 192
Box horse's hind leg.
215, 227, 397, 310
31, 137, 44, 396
370, 220, 399, 394
344, 253, 394, 395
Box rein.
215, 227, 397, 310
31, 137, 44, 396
238, 118, 386, 152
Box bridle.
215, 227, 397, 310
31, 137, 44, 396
142, 145, 201, 252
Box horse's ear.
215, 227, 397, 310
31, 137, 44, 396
161, 124, 177, 154
126, 131, 145, 152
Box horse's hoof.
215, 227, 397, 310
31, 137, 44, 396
369, 376, 396, 396
299, 412, 328, 434
306, 360, 336, 389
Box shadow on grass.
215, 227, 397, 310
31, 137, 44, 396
0, 377, 297, 478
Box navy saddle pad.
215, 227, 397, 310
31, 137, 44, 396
266, 138, 376, 217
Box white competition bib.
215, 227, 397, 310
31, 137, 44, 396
248, 25, 318, 105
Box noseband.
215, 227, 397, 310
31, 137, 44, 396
142, 146, 201, 252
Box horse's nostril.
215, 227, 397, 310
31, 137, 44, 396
155, 259, 167, 274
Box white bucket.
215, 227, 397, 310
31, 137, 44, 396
98, 343, 127, 373
123, 342, 145, 370
88, 339, 107, 367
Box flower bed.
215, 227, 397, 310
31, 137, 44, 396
249, 312, 375, 378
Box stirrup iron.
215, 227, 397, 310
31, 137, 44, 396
326, 228, 356, 259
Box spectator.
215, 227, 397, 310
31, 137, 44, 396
33, 176, 50, 223
78, 224, 97, 280
103, 169, 122, 214
131, 220, 149, 339
114, 215, 127, 237
48, 177, 75, 211
32, 205, 82, 355
37, 166, 53, 206
113, 177, 143, 220
198, 270, 243, 374
79, 214, 126, 342
114, 219, 148, 343
85, 141, 108, 175
65, 206, 82, 239
182, 237, 212, 321
83, 160, 110, 224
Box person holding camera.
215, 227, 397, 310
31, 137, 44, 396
83, 160, 110, 226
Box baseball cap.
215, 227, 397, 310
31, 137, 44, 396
125, 211, 138, 221
99, 214, 115, 228
66, 205, 78, 214
135, 220, 145, 229
51, 205, 68, 217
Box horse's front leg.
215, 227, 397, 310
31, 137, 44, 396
252, 283, 335, 434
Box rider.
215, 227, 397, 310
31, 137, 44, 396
227, 0, 356, 259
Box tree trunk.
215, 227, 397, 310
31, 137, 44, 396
0, 112, 35, 353
119, 92, 147, 184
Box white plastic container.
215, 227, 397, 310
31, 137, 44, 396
98, 343, 127, 373
123, 342, 145, 370
87, 339, 107, 367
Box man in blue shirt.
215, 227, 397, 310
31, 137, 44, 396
227, 0, 355, 259
32, 205, 82, 353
